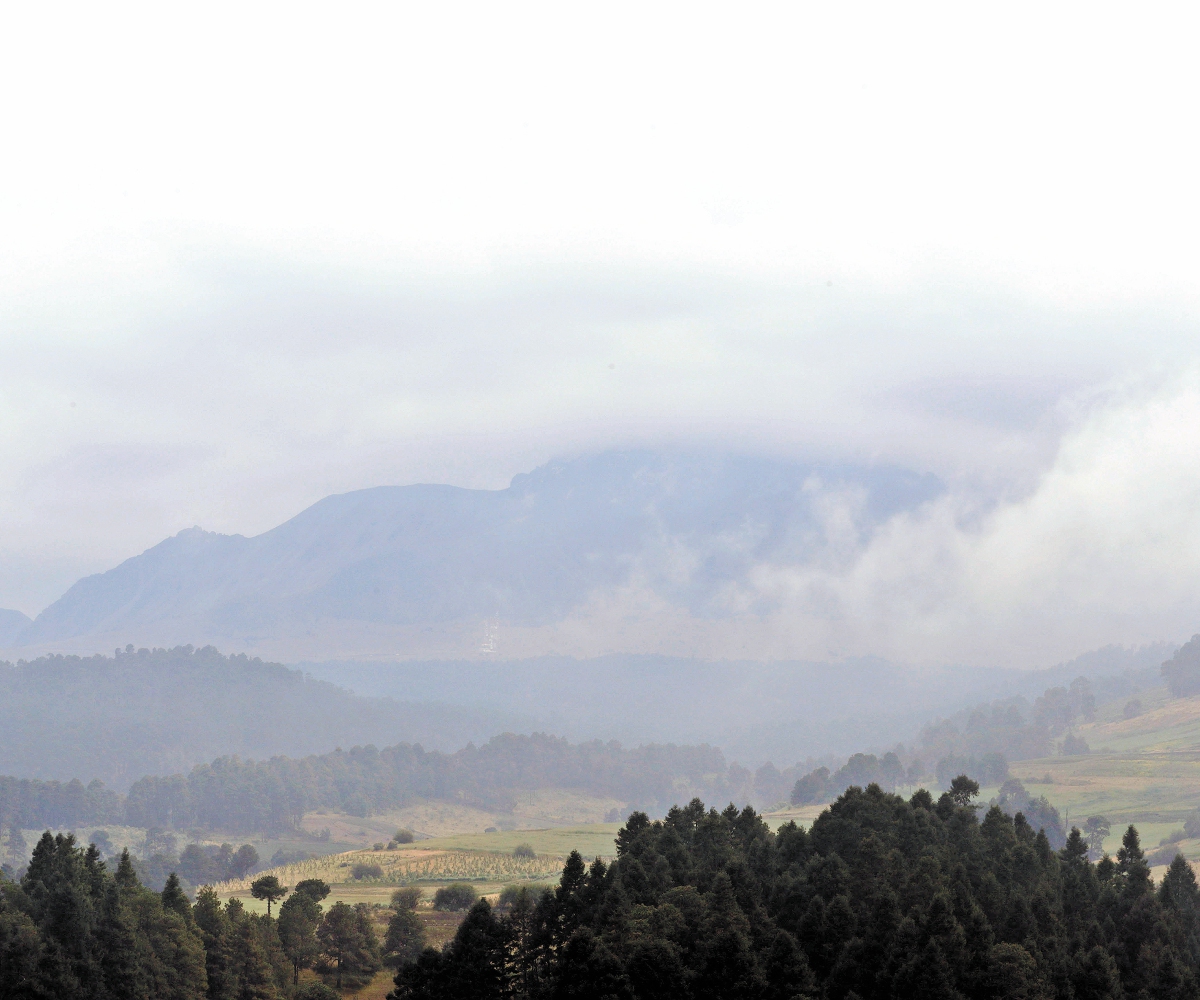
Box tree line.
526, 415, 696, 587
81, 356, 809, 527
0, 734, 733, 837
0, 830, 429, 998
7, 778, 1200, 998
789, 751, 1011, 806
393, 781, 1200, 1000
0, 645, 579, 791
787, 674, 1110, 812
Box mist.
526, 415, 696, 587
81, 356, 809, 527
12, 11, 1200, 995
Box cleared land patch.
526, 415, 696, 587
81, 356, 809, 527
214, 845, 566, 897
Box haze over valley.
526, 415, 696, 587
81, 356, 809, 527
8, 7, 1200, 998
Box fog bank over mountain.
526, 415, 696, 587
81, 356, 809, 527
5, 450, 940, 662
9, 375, 1200, 669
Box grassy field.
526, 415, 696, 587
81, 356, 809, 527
994, 686, 1200, 857
299, 789, 624, 845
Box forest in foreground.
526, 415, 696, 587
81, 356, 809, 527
6, 778, 1200, 999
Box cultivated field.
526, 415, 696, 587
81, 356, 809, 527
211, 823, 625, 912
214, 846, 565, 896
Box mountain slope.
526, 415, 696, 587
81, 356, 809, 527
0, 645, 532, 787
0, 609, 30, 644
12, 450, 941, 658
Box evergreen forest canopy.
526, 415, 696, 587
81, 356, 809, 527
0, 831, 384, 998
8, 782, 1200, 999
397, 783, 1200, 1000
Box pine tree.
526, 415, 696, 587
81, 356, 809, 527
435, 899, 510, 999
1117, 825, 1152, 898
163, 873, 192, 921
1161, 853, 1200, 966
383, 907, 425, 968
317, 900, 381, 990
249, 876, 288, 917
230, 916, 280, 1000
277, 890, 323, 983
116, 849, 141, 892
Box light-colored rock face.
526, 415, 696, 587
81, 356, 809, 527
9, 449, 941, 661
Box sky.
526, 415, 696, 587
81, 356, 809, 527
3, 2, 1200, 664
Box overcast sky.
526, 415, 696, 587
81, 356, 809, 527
4, 2, 1200, 664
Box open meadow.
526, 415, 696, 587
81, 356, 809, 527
995, 685, 1200, 863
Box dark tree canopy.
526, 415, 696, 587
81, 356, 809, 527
278, 886, 324, 985
317, 900, 381, 989
294, 878, 331, 902
249, 874, 288, 916
393, 783, 1200, 1000
433, 883, 479, 912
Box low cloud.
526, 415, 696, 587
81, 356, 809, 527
737, 374, 1200, 666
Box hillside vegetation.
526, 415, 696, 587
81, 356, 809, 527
9, 783, 1197, 1000
400, 788, 1200, 999
0, 645, 526, 786
0, 732, 733, 840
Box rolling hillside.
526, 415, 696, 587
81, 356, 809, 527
1004, 684, 1200, 862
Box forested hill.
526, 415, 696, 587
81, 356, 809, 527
0, 645, 527, 787
0, 734, 733, 835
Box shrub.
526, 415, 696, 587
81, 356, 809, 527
1184, 810, 1200, 838
1061, 734, 1090, 756
391, 887, 422, 911
394, 829, 415, 844
1146, 844, 1184, 867
351, 863, 384, 880
295, 984, 339, 1000
373, 843, 385, 851
497, 884, 546, 910
1124, 698, 1143, 719
433, 883, 478, 911
512, 843, 536, 860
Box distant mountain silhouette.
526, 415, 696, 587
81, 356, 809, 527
0, 609, 31, 645
11, 450, 942, 658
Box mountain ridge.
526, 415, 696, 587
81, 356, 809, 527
7, 450, 943, 659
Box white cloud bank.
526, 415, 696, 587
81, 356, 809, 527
4, 2, 1200, 672
735, 375, 1200, 666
